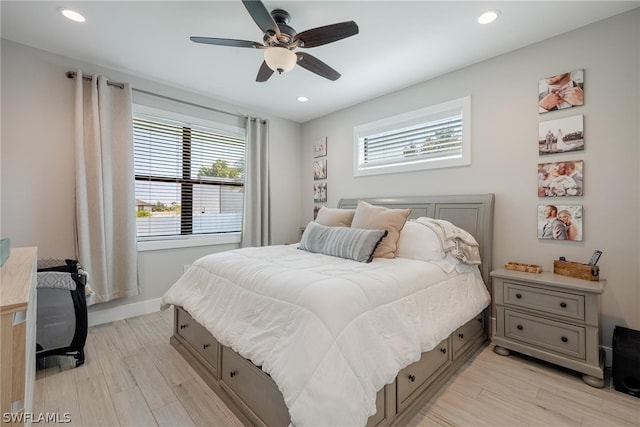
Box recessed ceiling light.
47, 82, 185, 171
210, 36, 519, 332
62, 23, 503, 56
59, 8, 86, 23
297, 96, 308, 102
477, 9, 500, 25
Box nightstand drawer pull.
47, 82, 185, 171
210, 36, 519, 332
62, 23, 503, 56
179, 323, 189, 330
203, 343, 210, 350
561, 336, 568, 343
408, 374, 416, 382
458, 333, 464, 339
229, 370, 238, 378
440, 347, 447, 354
560, 302, 567, 308
517, 324, 523, 330
516, 293, 522, 299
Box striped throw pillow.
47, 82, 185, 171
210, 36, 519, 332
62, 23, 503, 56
299, 221, 387, 263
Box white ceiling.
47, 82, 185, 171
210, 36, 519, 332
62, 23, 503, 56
2, 1, 638, 123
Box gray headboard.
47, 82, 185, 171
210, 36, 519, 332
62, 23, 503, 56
338, 194, 495, 289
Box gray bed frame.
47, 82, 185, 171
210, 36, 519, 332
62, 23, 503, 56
170, 194, 495, 427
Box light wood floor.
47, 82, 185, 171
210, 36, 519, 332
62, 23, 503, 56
34, 310, 639, 426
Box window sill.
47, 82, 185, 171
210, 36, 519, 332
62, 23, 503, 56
137, 233, 241, 252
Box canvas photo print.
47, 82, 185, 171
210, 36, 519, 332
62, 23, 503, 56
313, 182, 327, 203
538, 204, 582, 241
313, 159, 327, 180
538, 69, 584, 113
539, 114, 584, 155
538, 160, 583, 197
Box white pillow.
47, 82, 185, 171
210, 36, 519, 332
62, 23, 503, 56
396, 220, 446, 262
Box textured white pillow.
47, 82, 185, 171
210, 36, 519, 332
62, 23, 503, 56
396, 220, 446, 262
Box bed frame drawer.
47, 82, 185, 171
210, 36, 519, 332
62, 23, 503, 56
176, 307, 219, 375
504, 281, 585, 321
397, 339, 450, 413
220, 346, 290, 427
504, 310, 586, 359
453, 313, 484, 357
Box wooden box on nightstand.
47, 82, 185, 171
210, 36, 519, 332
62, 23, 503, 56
490, 268, 605, 388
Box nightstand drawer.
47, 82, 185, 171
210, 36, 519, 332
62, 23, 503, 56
504, 310, 586, 359
504, 281, 584, 321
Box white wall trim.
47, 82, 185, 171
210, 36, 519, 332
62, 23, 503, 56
88, 297, 163, 327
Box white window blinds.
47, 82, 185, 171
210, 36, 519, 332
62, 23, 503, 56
354, 96, 471, 176
133, 114, 246, 239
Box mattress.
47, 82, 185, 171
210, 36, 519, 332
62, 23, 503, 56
161, 244, 490, 427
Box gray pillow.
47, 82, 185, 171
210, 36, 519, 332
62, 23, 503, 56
299, 221, 387, 263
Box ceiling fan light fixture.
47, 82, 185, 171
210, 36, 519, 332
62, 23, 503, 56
264, 47, 297, 74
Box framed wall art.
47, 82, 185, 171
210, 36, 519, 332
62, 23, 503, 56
538, 114, 584, 155
537, 160, 583, 197
313, 159, 327, 180
313, 136, 327, 158
313, 182, 327, 203
537, 204, 582, 241
538, 69, 584, 114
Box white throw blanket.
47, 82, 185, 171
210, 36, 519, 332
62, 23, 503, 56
414, 217, 482, 265
161, 245, 489, 427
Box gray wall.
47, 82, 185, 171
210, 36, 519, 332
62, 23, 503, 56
300, 10, 640, 349
1, 39, 302, 317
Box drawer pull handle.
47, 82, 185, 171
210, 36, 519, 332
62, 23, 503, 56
229, 370, 238, 378
440, 348, 447, 354
515, 293, 522, 299
560, 302, 567, 308
517, 325, 523, 331
458, 333, 464, 339
561, 336, 568, 343
203, 343, 210, 350
179, 324, 189, 330
408, 374, 416, 382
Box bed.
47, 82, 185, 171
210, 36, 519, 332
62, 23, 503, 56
161, 194, 494, 427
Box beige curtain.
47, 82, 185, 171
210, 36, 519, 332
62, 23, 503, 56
241, 117, 270, 247
74, 71, 138, 303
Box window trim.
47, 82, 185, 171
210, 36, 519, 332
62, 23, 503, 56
353, 96, 471, 177
132, 104, 246, 248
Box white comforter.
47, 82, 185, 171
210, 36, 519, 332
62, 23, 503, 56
160, 245, 490, 427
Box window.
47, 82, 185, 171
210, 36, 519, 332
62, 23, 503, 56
133, 109, 245, 241
354, 96, 471, 176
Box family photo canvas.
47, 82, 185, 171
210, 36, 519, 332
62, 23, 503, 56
538, 69, 584, 114
537, 160, 583, 197
539, 114, 584, 155
538, 204, 583, 241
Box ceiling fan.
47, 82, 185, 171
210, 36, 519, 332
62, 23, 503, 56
190, 0, 359, 82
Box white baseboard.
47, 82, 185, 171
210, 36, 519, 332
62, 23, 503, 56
88, 297, 162, 327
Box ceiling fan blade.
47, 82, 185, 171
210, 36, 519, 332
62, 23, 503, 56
190, 37, 262, 48
294, 21, 359, 48
295, 52, 341, 81
256, 61, 274, 82
242, 0, 281, 37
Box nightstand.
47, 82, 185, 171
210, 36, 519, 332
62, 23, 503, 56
490, 268, 605, 388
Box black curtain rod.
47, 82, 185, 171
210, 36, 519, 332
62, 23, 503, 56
66, 71, 124, 89
66, 71, 247, 120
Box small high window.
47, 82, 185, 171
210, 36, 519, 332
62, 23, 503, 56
354, 96, 471, 176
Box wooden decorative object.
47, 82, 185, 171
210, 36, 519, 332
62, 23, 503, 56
505, 262, 542, 273
553, 260, 599, 281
